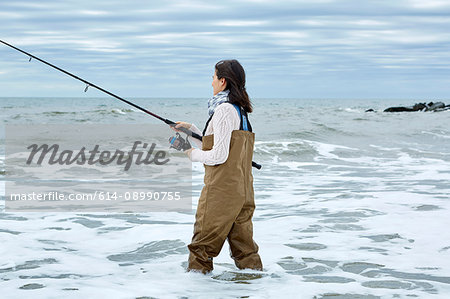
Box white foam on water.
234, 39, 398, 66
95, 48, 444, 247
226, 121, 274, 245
304, 140, 357, 160
343, 108, 362, 113
2, 98, 450, 297
277, 161, 322, 170
422, 131, 450, 139
111, 108, 127, 115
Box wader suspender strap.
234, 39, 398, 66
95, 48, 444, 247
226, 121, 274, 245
232, 104, 252, 132
202, 114, 213, 136
202, 104, 252, 136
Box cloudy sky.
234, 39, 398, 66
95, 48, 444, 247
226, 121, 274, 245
1, 0, 450, 99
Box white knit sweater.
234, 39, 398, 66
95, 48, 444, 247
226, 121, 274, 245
189, 103, 240, 165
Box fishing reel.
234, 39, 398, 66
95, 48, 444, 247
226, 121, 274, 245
169, 132, 192, 151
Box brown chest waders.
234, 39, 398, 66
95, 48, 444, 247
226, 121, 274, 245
187, 104, 263, 273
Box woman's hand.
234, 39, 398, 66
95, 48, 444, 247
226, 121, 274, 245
185, 148, 194, 159
171, 121, 192, 133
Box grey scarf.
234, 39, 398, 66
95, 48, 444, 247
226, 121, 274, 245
208, 89, 229, 116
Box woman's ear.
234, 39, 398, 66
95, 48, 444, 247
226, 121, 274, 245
221, 78, 227, 87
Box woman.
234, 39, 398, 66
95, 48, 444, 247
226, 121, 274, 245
174, 59, 263, 274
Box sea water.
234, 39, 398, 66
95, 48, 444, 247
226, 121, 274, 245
1, 97, 450, 298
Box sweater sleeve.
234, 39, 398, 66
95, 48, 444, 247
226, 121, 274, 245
189, 123, 203, 148
190, 104, 239, 165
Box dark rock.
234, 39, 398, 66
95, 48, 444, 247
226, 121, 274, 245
384, 102, 426, 112
375, 101, 450, 113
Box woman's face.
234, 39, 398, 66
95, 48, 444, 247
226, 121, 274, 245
211, 70, 226, 95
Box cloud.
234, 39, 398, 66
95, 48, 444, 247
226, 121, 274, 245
0, 11, 23, 19
407, 0, 450, 9
1, 0, 450, 98
79, 10, 109, 16
213, 20, 270, 27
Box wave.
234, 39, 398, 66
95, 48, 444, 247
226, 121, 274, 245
254, 140, 356, 162
43, 111, 77, 116
421, 131, 450, 139
44, 108, 135, 116
93, 108, 135, 115
13, 108, 137, 119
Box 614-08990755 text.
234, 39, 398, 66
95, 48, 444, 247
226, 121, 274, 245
9, 191, 182, 201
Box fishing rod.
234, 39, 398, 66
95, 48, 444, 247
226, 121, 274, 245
0, 39, 262, 169
0, 39, 197, 137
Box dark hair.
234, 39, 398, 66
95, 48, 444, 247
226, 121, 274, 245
215, 59, 253, 113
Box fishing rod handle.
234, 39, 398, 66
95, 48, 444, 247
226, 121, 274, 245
252, 161, 262, 169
